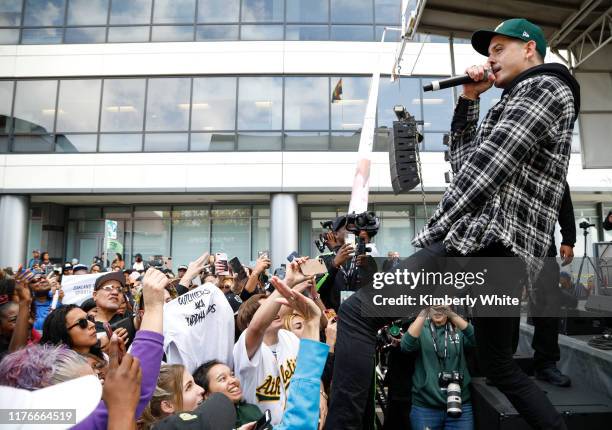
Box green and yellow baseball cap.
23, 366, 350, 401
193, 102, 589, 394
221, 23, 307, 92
471, 18, 547, 59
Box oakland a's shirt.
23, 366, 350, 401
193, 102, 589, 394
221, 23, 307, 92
233, 328, 299, 425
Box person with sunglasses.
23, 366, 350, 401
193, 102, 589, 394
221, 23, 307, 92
92, 272, 137, 349
40, 304, 105, 361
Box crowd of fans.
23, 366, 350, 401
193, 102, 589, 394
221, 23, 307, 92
0, 226, 350, 430
0, 214, 595, 430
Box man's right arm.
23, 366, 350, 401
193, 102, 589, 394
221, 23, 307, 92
449, 96, 481, 174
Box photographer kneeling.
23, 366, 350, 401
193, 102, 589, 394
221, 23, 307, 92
401, 306, 475, 430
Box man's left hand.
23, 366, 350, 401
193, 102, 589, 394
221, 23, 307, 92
560, 245, 574, 266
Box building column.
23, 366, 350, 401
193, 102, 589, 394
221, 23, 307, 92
270, 193, 298, 270
0, 195, 29, 270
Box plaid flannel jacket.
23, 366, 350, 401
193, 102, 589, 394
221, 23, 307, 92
412, 72, 576, 280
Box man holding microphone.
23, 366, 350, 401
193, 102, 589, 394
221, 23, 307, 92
326, 19, 580, 430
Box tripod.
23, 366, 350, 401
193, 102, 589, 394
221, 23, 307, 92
576, 225, 606, 296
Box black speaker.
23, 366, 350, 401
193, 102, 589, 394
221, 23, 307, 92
390, 119, 421, 194
472, 377, 612, 430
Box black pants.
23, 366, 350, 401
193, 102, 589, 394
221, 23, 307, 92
530, 257, 562, 369
325, 242, 566, 430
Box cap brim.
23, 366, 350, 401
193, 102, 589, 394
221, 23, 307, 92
0, 375, 102, 429
471, 29, 499, 57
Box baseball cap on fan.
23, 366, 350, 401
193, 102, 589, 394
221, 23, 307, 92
471, 18, 547, 59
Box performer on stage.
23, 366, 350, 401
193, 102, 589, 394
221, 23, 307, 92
325, 18, 580, 430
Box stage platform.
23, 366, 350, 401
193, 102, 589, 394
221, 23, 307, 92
517, 319, 612, 400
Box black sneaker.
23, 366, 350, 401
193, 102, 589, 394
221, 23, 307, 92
535, 367, 571, 387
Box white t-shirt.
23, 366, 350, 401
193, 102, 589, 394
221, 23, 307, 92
163, 283, 235, 373
233, 328, 300, 425
132, 261, 145, 271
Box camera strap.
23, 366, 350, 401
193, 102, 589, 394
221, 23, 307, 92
429, 320, 449, 369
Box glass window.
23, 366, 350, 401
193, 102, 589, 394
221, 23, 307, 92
375, 26, 400, 42
237, 77, 282, 130
237, 132, 282, 150
240, 24, 283, 40
67, 0, 108, 25
101, 79, 146, 132
423, 132, 446, 152
13, 80, 57, 134
107, 26, 150, 42
172, 214, 211, 267
69, 207, 102, 219
104, 206, 132, 219
145, 78, 191, 131
286, 0, 328, 23
331, 0, 373, 24
198, 0, 239, 23
284, 132, 328, 151
134, 206, 171, 218
211, 218, 250, 262
151, 25, 194, 42
241, 0, 284, 22
330, 131, 359, 151
99, 134, 142, 152
64, 27, 106, 43
110, 0, 151, 24
331, 25, 373, 41
0, 29, 19, 44
375, 0, 399, 24
285, 77, 329, 130
0, 136, 8, 152
56, 80, 101, 132
331, 77, 369, 130
196, 25, 238, 40
133, 219, 171, 261
0, 81, 13, 134
144, 133, 188, 151
251, 217, 270, 261
286, 25, 328, 41
12, 134, 54, 152
421, 83, 453, 131
21, 28, 63, 44
153, 0, 195, 24
55, 134, 97, 152
24, 0, 66, 26
373, 127, 391, 151
191, 77, 236, 130
376, 217, 414, 257
190, 132, 235, 151
378, 77, 421, 129
212, 206, 250, 218
0, 0, 22, 26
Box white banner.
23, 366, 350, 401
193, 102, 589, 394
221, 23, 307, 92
61, 273, 105, 306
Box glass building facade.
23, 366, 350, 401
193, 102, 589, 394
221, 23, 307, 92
0, 0, 410, 44
0, 75, 488, 153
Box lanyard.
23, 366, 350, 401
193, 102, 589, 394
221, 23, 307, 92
429, 320, 449, 367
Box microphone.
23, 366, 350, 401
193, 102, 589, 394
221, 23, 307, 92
423, 66, 500, 92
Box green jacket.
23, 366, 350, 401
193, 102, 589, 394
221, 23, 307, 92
401, 321, 475, 409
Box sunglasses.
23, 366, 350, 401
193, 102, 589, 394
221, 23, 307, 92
67, 314, 96, 330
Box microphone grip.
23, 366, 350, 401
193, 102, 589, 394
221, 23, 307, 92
423, 70, 490, 92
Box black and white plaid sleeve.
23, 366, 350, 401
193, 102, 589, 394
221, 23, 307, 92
449, 96, 480, 174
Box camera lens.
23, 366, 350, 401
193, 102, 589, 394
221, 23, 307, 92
446, 382, 462, 418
